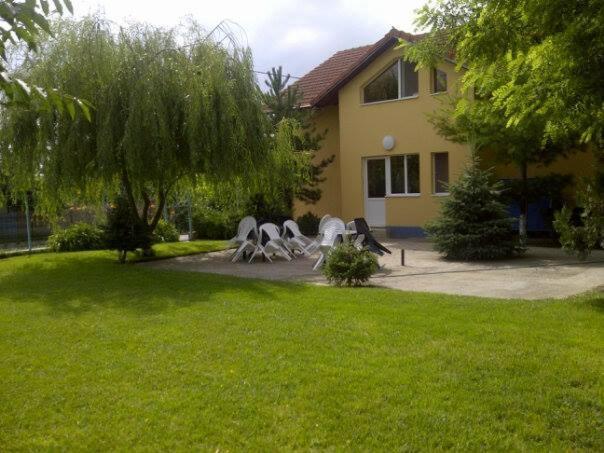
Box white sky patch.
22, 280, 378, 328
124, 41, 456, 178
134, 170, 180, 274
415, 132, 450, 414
280, 27, 324, 49
73, 0, 428, 80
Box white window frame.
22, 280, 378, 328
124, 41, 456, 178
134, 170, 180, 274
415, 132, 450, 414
362, 59, 419, 105
386, 154, 421, 197
364, 155, 421, 198
432, 152, 450, 195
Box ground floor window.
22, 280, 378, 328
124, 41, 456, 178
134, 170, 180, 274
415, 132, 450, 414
432, 152, 449, 194
390, 154, 420, 195
365, 155, 420, 198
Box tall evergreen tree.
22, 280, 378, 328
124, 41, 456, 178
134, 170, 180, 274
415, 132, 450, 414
426, 157, 522, 260
263, 66, 334, 204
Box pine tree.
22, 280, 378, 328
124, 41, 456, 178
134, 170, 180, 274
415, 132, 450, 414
263, 66, 334, 204
426, 158, 522, 260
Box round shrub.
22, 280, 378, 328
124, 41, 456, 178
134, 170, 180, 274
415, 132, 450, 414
48, 222, 106, 252
297, 212, 320, 236
323, 243, 379, 287
153, 219, 179, 243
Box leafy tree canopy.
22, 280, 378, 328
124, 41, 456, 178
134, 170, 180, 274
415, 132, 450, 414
0, 0, 90, 118
0, 16, 294, 235
402, 0, 604, 149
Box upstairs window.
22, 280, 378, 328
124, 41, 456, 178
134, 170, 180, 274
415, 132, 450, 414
432, 68, 447, 93
363, 61, 399, 103
363, 59, 419, 103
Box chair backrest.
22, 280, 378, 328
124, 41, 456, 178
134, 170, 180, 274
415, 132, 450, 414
259, 223, 281, 242
354, 217, 392, 254
327, 217, 346, 231
320, 219, 345, 247
283, 220, 303, 238
318, 214, 332, 233
237, 216, 257, 239
353, 217, 371, 236
346, 220, 356, 231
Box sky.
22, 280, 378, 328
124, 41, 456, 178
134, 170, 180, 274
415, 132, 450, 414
74, 0, 427, 82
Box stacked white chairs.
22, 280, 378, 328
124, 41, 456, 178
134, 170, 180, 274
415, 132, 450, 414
248, 223, 293, 263
313, 218, 345, 270
230, 216, 258, 263
282, 220, 318, 256
230, 214, 369, 270
318, 214, 332, 234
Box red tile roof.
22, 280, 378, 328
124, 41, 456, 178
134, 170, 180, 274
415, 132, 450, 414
295, 28, 426, 107
295, 44, 374, 107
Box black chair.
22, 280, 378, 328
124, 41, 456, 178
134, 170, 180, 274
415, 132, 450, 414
354, 217, 391, 256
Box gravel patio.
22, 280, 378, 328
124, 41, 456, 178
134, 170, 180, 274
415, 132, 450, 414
141, 239, 604, 299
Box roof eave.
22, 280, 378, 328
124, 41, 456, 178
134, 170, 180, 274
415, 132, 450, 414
310, 32, 410, 108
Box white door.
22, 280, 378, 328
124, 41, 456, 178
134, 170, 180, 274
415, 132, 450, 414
364, 158, 386, 227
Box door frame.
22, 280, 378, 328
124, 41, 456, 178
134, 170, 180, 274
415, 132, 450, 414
363, 157, 389, 227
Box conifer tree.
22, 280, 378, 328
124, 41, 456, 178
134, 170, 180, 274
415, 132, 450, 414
426, 157, 522, 260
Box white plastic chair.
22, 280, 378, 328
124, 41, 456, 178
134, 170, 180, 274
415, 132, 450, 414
230, 216, 258, 262
282, 220, 318, 256
312, 219, 345, 270
249, 223, 293, 263
318, 214, 332, 233
230, 216, 257, 246
326, 217, 345, 231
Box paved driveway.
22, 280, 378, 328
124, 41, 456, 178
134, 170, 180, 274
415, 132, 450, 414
141, 239, 604, 300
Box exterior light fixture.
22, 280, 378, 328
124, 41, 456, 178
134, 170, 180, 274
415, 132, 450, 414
382, 135, 395, 151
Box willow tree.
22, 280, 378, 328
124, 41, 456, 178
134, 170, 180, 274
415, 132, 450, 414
0, 16, 275, 239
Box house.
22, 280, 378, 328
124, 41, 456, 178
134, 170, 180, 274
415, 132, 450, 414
292, 28, 596, 236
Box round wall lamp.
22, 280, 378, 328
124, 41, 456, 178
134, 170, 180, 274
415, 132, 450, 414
382, 135, 395, 151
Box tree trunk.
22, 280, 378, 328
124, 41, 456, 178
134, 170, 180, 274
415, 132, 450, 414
519, 162, 529, 247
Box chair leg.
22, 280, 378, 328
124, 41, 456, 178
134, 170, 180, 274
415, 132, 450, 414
231, 242, 247, 262
248, 246, 261, 263
312, 253, 324, 271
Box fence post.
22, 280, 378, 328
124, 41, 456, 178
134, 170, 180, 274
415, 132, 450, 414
24, 194, 32, 252
187, 197, 193, 241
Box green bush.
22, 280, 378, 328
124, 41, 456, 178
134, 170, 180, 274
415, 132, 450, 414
323, 243, 379, 287
48, 222, 106, 252
106, 195, 152, 263
192, 211, 239, 240
153, 219, 179, 243
297, 212, 320, 236
553, 182, 603, 259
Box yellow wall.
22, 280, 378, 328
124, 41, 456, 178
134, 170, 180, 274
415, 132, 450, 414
293, 105, 342, 219
486, 148, 598, 201
336, 47, 470, 228
295, 45, 596, 231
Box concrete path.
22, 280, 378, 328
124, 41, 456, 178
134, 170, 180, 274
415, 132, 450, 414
141, 239, 604, 300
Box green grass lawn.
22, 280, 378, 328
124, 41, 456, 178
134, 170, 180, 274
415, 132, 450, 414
132, 239, 231, 261
0, 249, 602, 450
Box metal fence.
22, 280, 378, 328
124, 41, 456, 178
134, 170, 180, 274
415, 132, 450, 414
0, 203, 50, 252
1, 198, 195, 253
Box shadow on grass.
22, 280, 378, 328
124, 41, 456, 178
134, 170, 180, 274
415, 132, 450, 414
0, 252, 308, 317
